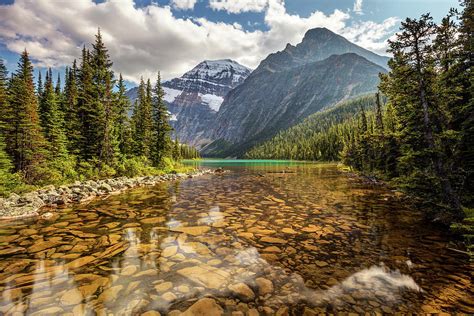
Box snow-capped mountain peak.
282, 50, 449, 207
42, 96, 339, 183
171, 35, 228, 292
126, 59, 252, 148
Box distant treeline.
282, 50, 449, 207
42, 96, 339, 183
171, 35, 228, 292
247, 2, 473, 223
0, 30, 199, 196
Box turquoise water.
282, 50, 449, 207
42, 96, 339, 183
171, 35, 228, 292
182, 159, 314, 168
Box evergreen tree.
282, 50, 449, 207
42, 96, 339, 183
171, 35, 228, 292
64, 60, 82, 154
0, 59, 9, 137
115, 73, 131, 157
151, 72, 172, 166
7, 50, 49, 183
456, 0, 474, 205
55, 72, 61, 95
40, 68, 68, 158
90, 29, 117, 167
382, 14, 462, 220
131, 78, 153, 158
36, 71, 43, 99
77, 46, 96, 160
172, 136, 181, 161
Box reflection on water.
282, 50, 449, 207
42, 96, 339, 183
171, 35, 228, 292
0, 162, 473, 315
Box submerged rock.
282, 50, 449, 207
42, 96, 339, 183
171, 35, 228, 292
181, 298, 224, 316
228, 283, 255, 302
177, 264, 230, 289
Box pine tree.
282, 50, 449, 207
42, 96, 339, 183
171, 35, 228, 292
36, 71, 43, 99
7, 50, 49, 183
90, 29, 118, 168
172, 136, 181, 161
131, 78, 153, 159
151, 72, 172, 166
115, 73, 131, 157
64, 60, 82, 154
0, 59, 9, 137
77, 46, 96, 160
40, 68, 68, 158
55, 72, 61, 95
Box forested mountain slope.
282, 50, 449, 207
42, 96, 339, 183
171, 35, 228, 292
245, 95, 378, 161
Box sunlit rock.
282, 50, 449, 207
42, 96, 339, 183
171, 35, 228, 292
162, 246, 178, 257
155, 281, 173, 293
177, 264, 230, 289
260, 237, 287, 244
97, 285, 123, 304
228, 282, 255, 302
170, 226, 210, 236
256, 277, 274, 296
60, 288, 83, 305
181, 298, 223, 316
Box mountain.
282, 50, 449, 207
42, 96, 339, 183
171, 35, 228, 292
201, 28, 388, 157
245, 94, 378, 160
126, 59, 251, 147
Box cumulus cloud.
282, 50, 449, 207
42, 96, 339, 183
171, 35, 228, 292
171, 0, 197, 10
0, 0, 397, 83
353, 0, 363, 15
209, 0, 268, 14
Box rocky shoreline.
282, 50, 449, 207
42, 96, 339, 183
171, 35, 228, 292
0, 169, 216, 220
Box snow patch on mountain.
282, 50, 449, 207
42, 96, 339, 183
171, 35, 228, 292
163, 87, 182, 103
200, 94, 224, 112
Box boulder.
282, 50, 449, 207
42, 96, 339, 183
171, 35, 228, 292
181, 298, 223, 316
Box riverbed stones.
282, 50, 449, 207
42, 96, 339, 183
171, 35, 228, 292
27, 240, 61, 253
162, 291, 177, 302
154, 282, 173, 293
255, 278, 274, 296
162, 246, 178, 257
141, 217, 166, 225
98, 285, 123, 304
177, 265, 230, 289
181, 298, 223, 316
0, 247, 26, 256
60, 288, 83, 306
170, 226, 210, 236
262, 246, 281, 253
228, 283, 255, 302
260, 237, 287, 244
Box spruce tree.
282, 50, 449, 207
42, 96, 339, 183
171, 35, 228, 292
151, 72, 172, 166
0, 59, 9, 137
7, 50, 49, 183
40, 68, 68, 158
77, 46, 96, 160
131, 78, 152, 158
172, 136, 181, 161
64, 60, 82, 154
115, 74, 131, 157
90, 29, 117, 168
36, 71, 43, 99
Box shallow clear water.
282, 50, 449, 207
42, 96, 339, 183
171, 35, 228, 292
0, 161, 472, 315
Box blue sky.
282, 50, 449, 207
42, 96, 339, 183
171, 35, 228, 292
0, 0, 460, 88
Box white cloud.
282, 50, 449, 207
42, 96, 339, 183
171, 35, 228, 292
0, 0, 397, 83
342, 17, 399, 55
353, 0, 363, 15
171, 0, 197, 10
209, 0, 268, 14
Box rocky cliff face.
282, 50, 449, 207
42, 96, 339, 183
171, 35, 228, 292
126, 59, 251, 147
201, 28, 389, 157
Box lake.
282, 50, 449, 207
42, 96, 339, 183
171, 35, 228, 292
0, 161, 472, 315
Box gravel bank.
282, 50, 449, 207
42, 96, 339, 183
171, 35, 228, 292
0, 169, 216, 220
